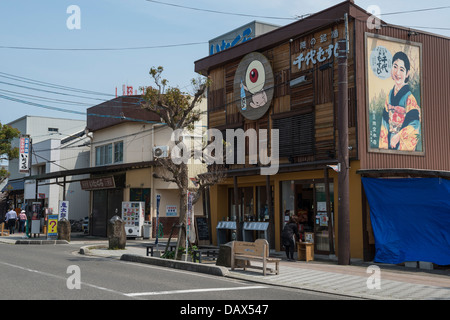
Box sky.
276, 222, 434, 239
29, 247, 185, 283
0, 0, 449, 125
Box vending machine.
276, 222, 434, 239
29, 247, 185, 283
122, 201, 145, 237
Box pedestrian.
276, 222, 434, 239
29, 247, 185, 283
19, 210, 27, 233
281, 216, 300, 261
5, 207, 18, 235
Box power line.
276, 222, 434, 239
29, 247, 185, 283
0, 41, 207, 51
0, 71, 114, 97
0, 89, 93, 107
382, 5, 450, 16
145, 0, 297, 20
0, 80, 108, 102
0, 93, 163, 125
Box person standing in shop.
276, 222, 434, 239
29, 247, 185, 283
281, 216, 300, 261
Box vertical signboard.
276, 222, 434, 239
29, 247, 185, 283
47, 214, 58, 239
59, 201, 69, 220
155, 194, 161, 247
19, 136, 30, 174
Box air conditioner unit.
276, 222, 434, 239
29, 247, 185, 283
153, 145, 169, 158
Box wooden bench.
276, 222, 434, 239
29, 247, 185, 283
230, 239, 281, 276
144, 243, 176, 257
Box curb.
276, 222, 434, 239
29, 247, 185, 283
120, 253, 229, 277
79, 244, 108, 255
15, 239, 69, 245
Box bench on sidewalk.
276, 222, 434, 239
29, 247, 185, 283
230, 239, 280, 276
192, 247, 219, 263
144, 243, 177, 257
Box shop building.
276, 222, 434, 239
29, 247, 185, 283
195, 0, 450, 264
85, 95, 206, 237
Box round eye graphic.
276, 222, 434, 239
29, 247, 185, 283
249, 68, 258, 83
245, 60, 265, 93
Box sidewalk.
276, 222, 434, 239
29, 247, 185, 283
1, 233, 449, 300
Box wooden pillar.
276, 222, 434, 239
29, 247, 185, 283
337, 30, 350, 265
324, 168, 335, 254
233, 176, 242, 241
266, 175, 274, 249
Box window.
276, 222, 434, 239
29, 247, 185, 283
48, 128, 59, 133
95, 141, 123, 166
114, 141, 123, 163
272, 112, 314, 158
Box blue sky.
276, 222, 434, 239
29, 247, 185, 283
0, 0, 449, 125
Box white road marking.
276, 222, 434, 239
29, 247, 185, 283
125, 285, 268, 297
0, 261, 127, 297
0, 260, 267, 298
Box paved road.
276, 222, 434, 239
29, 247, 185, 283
0, 242, 350, 304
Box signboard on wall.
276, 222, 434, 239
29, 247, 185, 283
234, 52, 274, 120
365, 34, 423, 154
209, 21, 279, 56
80, 176, 116, 190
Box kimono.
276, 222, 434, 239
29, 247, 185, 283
378, 84, 421, 151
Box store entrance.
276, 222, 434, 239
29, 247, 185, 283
281, 179, 334, 254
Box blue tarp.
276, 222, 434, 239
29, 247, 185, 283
362, 177, 450, 265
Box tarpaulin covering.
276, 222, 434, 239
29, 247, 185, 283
362, 177, 450, 265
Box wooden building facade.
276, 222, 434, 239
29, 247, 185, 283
195, 1, 450, 263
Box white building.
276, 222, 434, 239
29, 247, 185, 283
24, 132, 90, 221
3, 116, 86, 211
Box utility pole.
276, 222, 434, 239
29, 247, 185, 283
337, 13, 350, 265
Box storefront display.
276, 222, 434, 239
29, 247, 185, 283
280, 180, 334, 254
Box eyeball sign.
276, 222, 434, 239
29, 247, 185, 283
234, 52, 274, 120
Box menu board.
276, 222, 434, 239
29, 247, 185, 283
196, 217, 210, 241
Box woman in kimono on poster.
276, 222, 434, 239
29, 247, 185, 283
379, 51, 421, 151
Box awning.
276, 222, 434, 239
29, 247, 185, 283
24, 160, 157, 184
357, 168, 450, 179
1, 179, 24, 192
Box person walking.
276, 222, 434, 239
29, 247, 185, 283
5, 208, 18, 235
18, 210, 27, 233
281, 216, 300, 261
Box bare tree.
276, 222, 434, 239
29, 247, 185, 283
141, 66, 224, 257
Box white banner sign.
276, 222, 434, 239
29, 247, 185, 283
59, 200, 69, 220
19, 136, 30, 174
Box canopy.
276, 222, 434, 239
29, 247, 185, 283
362, 177, 450, 265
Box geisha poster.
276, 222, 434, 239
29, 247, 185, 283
365, 34, 423, 154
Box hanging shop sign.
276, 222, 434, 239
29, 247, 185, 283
19, 136, 30, 174
234, 52, 274, 120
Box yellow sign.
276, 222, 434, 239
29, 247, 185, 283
47, 215, 58, 236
